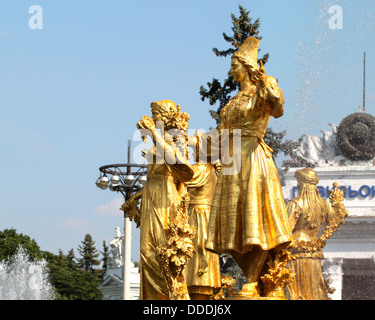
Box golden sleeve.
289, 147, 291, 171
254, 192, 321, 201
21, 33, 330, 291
256, 76, 284, 119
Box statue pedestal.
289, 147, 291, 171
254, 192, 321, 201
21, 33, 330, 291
226, 297, 287, 301
227, 296, 286, 301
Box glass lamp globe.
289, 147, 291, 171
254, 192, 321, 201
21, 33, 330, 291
125, 174, 135, 186
111, 174, 120, 186
99, 176, 109, 189
95, 177, 102, 188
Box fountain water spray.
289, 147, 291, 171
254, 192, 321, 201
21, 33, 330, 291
0, 246, 55, 300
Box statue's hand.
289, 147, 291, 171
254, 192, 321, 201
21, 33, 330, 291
137, 116, 156, 134
253, 60, 267, 87
258, 61, 267, 86
137, 116, 157, 142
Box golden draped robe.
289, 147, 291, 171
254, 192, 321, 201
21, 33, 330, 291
206, 77, 293, 254
140, 161, 193, 300
185, 163, 221, 296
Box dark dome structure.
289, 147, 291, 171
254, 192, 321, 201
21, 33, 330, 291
336, 113, 375, 161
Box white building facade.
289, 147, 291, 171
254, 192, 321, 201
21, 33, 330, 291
98, 264, 140, 300
98, 227, 140, 300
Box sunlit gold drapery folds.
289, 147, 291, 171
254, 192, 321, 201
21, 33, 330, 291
192, 36, 294, 298
185, 163, 221, 298
139, 163, 190, 300
123, 100, 194, 300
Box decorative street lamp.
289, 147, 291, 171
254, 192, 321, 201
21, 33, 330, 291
96, 140, 147, 300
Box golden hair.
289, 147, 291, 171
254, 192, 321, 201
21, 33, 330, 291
294, 168, 325, 228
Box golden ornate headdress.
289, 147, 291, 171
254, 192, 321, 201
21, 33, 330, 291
233, 37, 261, 70
147, 100, 191, 161
151, 100, 190, 132
295, 168, 320, 186
151, 100, 177, 117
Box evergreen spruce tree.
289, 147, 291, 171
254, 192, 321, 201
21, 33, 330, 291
66, 248, 78, 270
77, 234, 100, 272
200, 5, 269, 123
44, 249, 103, 300
101, 240, 109, 272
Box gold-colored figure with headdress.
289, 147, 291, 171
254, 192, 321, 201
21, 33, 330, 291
284, 168, 348, 300
125, 100, 194, 300
205, 37, 293, 298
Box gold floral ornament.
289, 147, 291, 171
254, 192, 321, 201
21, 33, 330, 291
157, 187, 196, 300
324, 278, 336, 297
323, 183, 349, 245
164, 105, 190, 132
164, 105, 191, 164
260, 249, 296, 299
212, 276, 237, 300
138, 102, 191, 162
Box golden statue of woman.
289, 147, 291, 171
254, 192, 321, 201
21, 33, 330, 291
205, 37, 293, 298
284, 168, 348, 300
134, 100, 194, 300
185, 161, 221, 300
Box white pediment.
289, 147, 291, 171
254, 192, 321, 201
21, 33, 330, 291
98, 274, 122, 289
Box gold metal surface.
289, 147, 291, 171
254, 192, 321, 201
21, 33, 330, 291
205, 37, 293, 298
185, 163, 222, 300
124, 100, 194, 300
284, 169, 348, 300
123, 37, 351, 301
158, 187, 196, 300
212, 276, 237, 300
260, 249, 295, 299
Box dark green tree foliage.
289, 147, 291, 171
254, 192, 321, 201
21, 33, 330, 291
265, 129, 306, 163
45, 236, 104, 300
100, 240, 110, 272
67, 248, 77, 270
44, 250, 103, 300
78, 233, 101, 272
0, 228, 44, 261
200, 5, 269, 122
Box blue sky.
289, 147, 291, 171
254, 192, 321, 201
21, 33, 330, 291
1, 0, 374, 262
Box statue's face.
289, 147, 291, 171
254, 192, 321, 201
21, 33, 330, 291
229, 57, 246, 82
151, 103, 165, 122
297, 181, 302, 193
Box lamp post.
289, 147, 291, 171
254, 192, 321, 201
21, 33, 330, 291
96, 140, 147, 300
